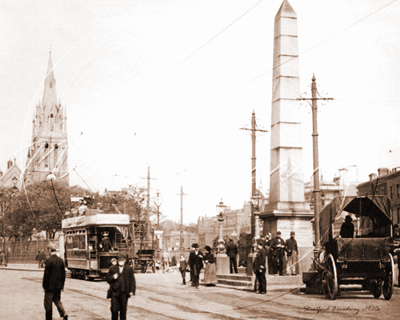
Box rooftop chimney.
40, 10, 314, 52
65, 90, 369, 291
369, 173, 378, 181
378, 167, 389, 177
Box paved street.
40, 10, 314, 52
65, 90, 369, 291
1, 268, 400, 320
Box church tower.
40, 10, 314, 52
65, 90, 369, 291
25, 50, 69, 184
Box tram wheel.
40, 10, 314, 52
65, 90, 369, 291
383, 253, 394, 300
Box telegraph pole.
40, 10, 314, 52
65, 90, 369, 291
141, 166, 156, 244
176, 186, 187, 253
240, 111, 268, 239
297, 74, 333, 250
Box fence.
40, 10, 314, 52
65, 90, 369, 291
2, 239, 59, 264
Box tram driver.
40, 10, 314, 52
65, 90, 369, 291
100, 232, 112, 252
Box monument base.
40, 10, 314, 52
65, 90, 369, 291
216, 255, 230, 274
261, 201, 314, 274
247, 254, 255, 276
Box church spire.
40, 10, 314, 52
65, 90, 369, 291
42, 49, 58, 109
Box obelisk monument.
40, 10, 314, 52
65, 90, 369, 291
261, 0, 313, 274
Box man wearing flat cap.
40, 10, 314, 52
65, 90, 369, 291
106, 253, 136, 320
253, 239, 267, 294
43, 243, 68, 320
285, 231, 298, 275
270, 231, 285, 275
188, 244, 203, 289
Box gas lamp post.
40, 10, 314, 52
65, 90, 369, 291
215, 199, 227, 255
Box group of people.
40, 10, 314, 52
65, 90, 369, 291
251, 230, 298, 294
178, 243, 218, 288
259, 231, 299, 276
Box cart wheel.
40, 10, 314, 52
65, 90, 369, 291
325, 254, 338, 300
370, 280, 382, 298
382, 253, 394, 300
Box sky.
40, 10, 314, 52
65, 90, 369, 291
1, 0, 400, 223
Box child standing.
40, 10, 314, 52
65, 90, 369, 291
179, 254, 187, 285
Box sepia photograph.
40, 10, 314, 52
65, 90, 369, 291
0, 0, 399, 319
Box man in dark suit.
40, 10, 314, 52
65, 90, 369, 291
340, 215, 354, 238
253, 239, 267, 294
188, 243, 203, 289
106, 253, 136, 320
285, 231, 298, 275
226, 238, 238, 273
270, 231, 286, 275
43, 243, 68, 320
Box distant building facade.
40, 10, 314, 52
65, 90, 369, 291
24, 51, 69, 184
222, 202, 252, 238
357, 167, 400, 225
162, 230, 198, 251
197, 216, 217, 248
305, 169, 358, 209
0, 159, 22, 192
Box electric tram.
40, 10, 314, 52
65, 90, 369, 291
62, 207, 134, 279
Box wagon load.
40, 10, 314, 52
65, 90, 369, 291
314, 196, 395, 300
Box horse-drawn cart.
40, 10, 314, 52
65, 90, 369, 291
315, 196, 395, 300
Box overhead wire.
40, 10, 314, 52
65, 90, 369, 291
233, 0, 399, 91
142, 0, 266, 92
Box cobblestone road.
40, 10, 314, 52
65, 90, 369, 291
1, 269, 399, 319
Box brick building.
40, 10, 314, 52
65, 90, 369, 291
357, 167, 400, 225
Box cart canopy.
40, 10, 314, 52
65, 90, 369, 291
319, 196, 392, 246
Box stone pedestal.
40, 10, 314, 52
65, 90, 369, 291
216, 255, 230, 274
247, 254, 255, 276
261, 207, 314, 274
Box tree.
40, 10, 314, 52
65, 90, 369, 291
0, 187, 18, 240
12, 180, 70, 239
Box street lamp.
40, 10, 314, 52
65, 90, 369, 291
251, 192, 262, 252
154, 191, 163, 229
46, 173, 56, 181
215, 199, 227, 255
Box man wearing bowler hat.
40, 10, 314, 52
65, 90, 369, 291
188, 243, 203, 289
43, 242, 68, 320
106, 253, 136, 320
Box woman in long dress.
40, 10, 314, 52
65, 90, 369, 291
203, 246, 218, 286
